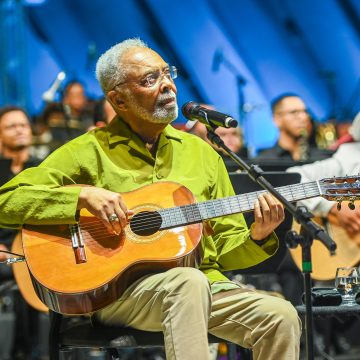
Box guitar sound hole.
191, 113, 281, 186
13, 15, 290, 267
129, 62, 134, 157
130, 211, 162, 236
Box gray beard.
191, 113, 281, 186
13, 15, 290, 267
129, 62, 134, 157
126, 91, 178, 124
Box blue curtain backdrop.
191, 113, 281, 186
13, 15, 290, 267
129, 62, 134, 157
1, 0, 359, 152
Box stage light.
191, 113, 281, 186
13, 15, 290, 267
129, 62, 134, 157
22, 0, 47, 6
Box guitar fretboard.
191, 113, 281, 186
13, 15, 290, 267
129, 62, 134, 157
159, 181, 320, 230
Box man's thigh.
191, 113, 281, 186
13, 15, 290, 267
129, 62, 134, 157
95, 267, 210, 331
208, 287, 297, 346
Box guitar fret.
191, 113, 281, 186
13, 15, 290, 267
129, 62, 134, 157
219, 199, 227, 216
245, 193, 251, 211
210, 201, 218, 217
301, 184, 306, 197
288, 184, 295, 202
188, 203, 201, 223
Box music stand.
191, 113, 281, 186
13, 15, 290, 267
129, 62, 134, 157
229, 171, 301, 274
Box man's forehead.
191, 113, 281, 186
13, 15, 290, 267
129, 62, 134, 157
1, 111, 29, 124
121, 47, 167, 69
280, 97, 305, 109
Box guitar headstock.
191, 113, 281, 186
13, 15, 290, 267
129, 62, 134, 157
319, 176, 360, 206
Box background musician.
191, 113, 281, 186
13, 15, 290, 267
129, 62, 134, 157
0, 106, 43, 360
257, 93, 332, 162
287, 112, 360, 237
287, 112, 360, 356
0, 106, 41, 265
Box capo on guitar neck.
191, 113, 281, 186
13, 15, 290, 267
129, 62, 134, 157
69, 224, 87, 264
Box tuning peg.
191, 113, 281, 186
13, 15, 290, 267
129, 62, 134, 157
348, 202, 356, 210
337, 201, 342, 210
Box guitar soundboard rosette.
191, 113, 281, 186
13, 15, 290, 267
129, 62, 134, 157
126, 204, 167, 244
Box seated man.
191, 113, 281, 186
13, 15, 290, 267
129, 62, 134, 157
0, 39, 301, 360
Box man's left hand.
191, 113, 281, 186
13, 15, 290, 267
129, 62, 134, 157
251, 193, 285, 241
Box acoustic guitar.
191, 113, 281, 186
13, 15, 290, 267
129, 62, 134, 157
21, 176, 360, 314
290, 209, 360, 281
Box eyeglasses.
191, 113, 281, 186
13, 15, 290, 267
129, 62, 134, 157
277, 109, 309, 117
113, 65, 177, 89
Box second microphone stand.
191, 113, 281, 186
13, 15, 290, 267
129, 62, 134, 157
203, 118, 336, 360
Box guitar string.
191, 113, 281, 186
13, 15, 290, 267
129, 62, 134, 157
74, 188, 319, 234
75, 183, 322, 234
77, 183, 322, 232
39, 181, 354, 245
124, 182, 320, 230
74, 187, 350, 236
70, 179, 359, 234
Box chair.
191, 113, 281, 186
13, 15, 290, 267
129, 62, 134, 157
48, 310, 250, 360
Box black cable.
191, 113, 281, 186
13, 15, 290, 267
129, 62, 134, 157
0, 250, 24, 258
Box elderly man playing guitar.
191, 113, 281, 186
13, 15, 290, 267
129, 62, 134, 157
0, 39, 301, 360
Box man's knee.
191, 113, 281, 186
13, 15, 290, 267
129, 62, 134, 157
164, 267, 211, 296
270, 298, 301, 335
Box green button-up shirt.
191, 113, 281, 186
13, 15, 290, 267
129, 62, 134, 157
0, 117, 278, 283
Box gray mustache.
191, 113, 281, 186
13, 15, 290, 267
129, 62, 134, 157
157, 91, 176, 103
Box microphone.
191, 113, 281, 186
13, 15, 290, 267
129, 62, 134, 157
42, 71, 66, 103
181, 101, 238, 128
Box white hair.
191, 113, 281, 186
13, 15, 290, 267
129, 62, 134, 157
95, 38, 149, 93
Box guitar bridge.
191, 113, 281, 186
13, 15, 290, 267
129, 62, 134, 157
69, 224, 87, 264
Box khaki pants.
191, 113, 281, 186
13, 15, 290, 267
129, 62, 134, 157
96, 267, 301, 360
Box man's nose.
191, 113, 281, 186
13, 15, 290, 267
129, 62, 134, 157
160, 74, 175, 90
159, 77, 175, 93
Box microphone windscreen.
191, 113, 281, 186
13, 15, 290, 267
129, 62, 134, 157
181, 101, 197, 119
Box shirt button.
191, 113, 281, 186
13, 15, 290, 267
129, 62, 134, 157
156, 172, 163, 179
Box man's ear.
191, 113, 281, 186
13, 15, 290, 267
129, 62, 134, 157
273, 114, 282, 129
107, 90, 127, 111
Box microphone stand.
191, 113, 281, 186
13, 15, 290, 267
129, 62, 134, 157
202, 115, 337, 360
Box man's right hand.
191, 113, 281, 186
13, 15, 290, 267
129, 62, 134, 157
329, 203, 360, 238
77, 187, 133, 235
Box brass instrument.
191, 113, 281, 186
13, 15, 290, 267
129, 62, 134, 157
298, 129, 309, 161
315, 122, 337, 149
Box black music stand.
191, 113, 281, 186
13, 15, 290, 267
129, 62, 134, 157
229, 171, 301, 274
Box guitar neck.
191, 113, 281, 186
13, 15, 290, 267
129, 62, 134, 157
159, 181, 321, 229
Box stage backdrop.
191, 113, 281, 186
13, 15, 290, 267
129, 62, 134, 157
1, 0, 359, 152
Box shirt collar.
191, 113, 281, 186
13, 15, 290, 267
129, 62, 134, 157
107, 116, 183, 146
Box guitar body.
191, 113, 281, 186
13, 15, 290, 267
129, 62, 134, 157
11, 233, 48, 313
22, 182, 203, 315
290, 216, 360, 280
